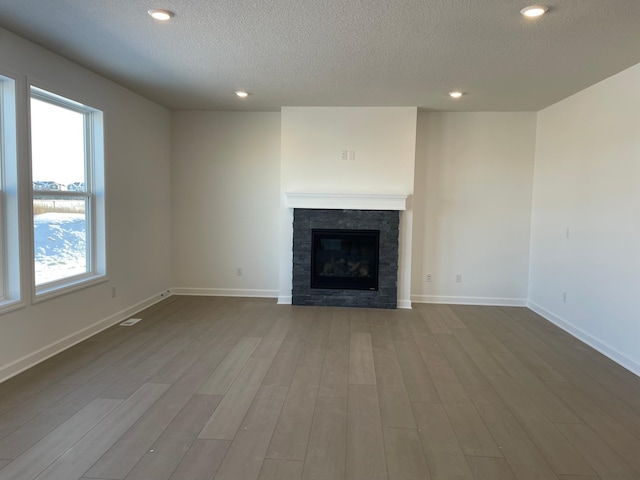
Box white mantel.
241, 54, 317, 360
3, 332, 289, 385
285, 192, 408, 211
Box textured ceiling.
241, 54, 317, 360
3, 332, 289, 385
0, 0, 639, 111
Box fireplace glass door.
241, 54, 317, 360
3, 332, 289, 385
311, 229, 379, 290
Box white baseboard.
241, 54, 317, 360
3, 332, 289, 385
277, 295, 292, 305
397, 299, 412, 309
172, 288, 278, 299
0, 289, 173, 384
527, 301, 640, 378
411, 295, 527, 306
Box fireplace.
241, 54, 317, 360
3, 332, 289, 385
292, 208, 399, 309
311, 229, 379, 291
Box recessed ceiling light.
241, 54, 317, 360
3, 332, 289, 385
235, 91, 249, 98
520, 5, 548, 17
449, 91, 464, 99
148, 9, 174, 21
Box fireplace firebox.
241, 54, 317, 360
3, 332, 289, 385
311, 229, 379, 291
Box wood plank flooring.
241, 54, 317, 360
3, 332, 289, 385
0, 297, 640, 480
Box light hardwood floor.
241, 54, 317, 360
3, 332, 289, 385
1, 296, 639, 480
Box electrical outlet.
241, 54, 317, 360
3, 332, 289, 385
236, 266, 243, 276
341, 150, 348, 161
348, 150, 356, 161
111, 286, 117, 298
455, 273, 462, 283
563, 291, 567, 303
566, 227, 570, 239
426, 274, 432, 282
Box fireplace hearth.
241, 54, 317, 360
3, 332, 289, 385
292, 208, 399, 309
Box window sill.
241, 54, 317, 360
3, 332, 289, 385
0, 299, 26, 316
33, 274, 108, 304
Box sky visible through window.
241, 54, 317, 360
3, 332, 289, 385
30, 98, 85, 186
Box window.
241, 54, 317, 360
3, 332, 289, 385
30, 86, 105, 297
0, 74, 21, 311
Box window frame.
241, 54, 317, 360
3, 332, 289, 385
29, 85, 106, 301
0, 72, 23, 314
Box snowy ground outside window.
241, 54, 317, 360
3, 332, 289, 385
34, 212, 87, 285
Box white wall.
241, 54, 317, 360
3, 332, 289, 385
279, 107, 417, 306
281, 107, 417, 194
412, 112, 536, 305
171, 111, 281, 297
529, 63, 640, 375
0, 28, 172, 381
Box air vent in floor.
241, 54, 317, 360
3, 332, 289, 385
120, 318, 142, 326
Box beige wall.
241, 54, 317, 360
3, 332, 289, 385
169, 108, 539, 309
0, 28, 172, 380
171, 111, 281, 296
529, 63, 640, 375
412, 112, 537, 305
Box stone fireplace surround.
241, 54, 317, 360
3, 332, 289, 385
285, 193, 408, 309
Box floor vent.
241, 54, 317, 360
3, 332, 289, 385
120, 318, 142, 327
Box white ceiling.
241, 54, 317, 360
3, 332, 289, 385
1, 0, 639, 111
